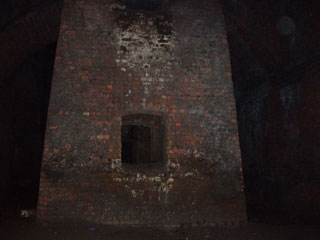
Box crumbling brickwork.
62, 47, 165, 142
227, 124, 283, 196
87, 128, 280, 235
37, 0, 246, 227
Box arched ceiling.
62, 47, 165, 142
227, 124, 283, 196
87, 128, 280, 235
0, 0, 63, 81
0, 0, 319, 94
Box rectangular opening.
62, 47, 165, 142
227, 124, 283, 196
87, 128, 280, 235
121, 113, 166, 167
121, 125, 152, 164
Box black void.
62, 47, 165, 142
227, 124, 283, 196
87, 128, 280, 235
121, 113, 165, 165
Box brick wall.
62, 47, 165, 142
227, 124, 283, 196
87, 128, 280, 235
37, 0, 246, 227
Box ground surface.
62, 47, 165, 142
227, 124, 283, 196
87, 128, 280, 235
0, 215, 319, 240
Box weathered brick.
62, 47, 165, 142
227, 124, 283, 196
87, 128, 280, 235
38, 0, 246, 227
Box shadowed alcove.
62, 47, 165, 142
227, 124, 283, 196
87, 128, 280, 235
121, 113, 166, 166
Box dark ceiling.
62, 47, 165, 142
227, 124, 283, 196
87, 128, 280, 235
1, 0, 319, 92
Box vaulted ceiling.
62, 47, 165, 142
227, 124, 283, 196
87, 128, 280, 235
0, 0, 319, 94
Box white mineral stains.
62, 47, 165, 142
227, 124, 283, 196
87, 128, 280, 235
109, 3, 126, 11
185, 172, 195, 177
167, 177, 174, 184
113, 174, 165, 183
114, 23, 174, 70
112, 11, 176, 109
131, 190, 137, 198
167, 161, 180, 170
153, 176, 161, 182
158, 180, 173, 203
111, 158, 121, 169
113, 172, 176, 202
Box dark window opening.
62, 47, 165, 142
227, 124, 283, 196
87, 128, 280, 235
122, 125, 151, 164
121, 113, 165, 166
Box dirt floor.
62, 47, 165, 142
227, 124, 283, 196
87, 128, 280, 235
0, 215, 319, 240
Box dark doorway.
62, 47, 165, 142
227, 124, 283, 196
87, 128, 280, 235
121, 113, 166, 166
121, 125, 152, 164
